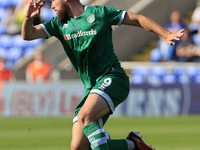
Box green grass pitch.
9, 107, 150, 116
0, 116, 200, 150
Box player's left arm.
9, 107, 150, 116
122, 12, 184, 45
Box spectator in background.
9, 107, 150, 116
192, 27, 200, 48
26, 51, 53, 83
0, 5, 16, 35
150, 10, 186, 62
0, 57, 15, 93
176, 29, 199, 62
165, 10, 186, 33
5, 0, 41, 35
189, 0, 200, 34
191, 27, 200, 61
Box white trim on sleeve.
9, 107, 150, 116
40, 24, 51, 38
117, 11, 127, 26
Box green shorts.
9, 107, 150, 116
73, 72, 130, 127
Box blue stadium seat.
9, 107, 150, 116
0, 24, 7, 35
5, 47, 23, 69
4, 61, 13, 69
10, 0, 19, 7
163, 71, 176, 84
41, 6, 56, 21
187, 67, 200, 83
23, 47, 35, 57
173, 67, 189, 84
149, 66, 166, 76
148, 66, 166, 84
28, 39, 43, 48
0, 8, 6, 22
0, 34, 14, 49
194, 74, 200, 83
131, 66, 148, 84
13, 34, 43, 49
6, 47, 23, 63
0, 0, 10, 8
0, 47, 6, 58
13, 34, 29, 49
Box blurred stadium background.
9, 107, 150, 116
0, 0, 200, 150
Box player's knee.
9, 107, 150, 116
78, 112, 89, 127
78, 111, 94, 127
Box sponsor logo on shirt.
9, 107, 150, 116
63, 29, 97, 40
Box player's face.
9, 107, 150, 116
51, 0, 70, 22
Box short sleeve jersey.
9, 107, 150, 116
40, 5, 127, 89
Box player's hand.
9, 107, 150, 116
25, 0, 46, 19
166, 29, 185, 45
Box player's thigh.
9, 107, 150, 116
78, 93, 110, 127
71, 122, 90, 150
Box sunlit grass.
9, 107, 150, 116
0, 115, 199, 150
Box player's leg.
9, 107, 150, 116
78, 93, 139, 150
78, 93, 110, 126
71, 120, 154, 150
78, 72, 131, 150
71, 121, 90, 150
71, 111, 131, 150
71, 116, 112, 150
71, 89, 91, 150
78, 93, 111, 150
73, 74, 154, 150
72, 102, 154, 150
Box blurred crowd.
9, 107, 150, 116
150, 0, 200, 62
0, 0, 94, 86
0, 0, 55, 71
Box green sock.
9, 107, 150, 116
83, 123, 128, 150
82, 122, 109, 150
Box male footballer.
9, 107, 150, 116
22, 0, 184, 149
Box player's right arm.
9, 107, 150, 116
21, 0, 47, 40
122, 12, 184, 46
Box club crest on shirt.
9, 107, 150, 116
86, 14, 95, 23
63, 23, 68, 28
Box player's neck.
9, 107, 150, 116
70, 2, 85, 18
